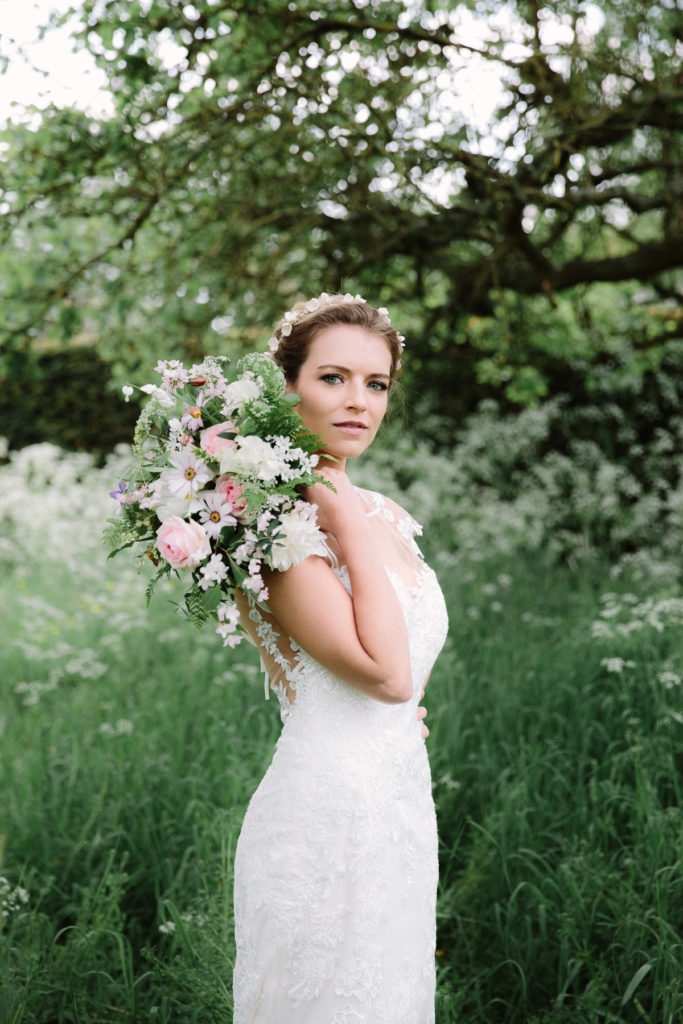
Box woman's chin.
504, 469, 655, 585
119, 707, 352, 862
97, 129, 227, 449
320, 438, 371, 463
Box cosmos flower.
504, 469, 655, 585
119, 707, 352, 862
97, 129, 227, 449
199, 493, 238, 539
162, 450, 212, 498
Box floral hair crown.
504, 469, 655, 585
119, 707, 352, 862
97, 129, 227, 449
267, 292, 406, 368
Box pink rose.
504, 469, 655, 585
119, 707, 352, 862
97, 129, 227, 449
215, 474, 248, 520
200, 421, 236, 457
156, 516, 211, 569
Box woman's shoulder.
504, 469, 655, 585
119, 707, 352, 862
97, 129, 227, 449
352, 485, 424, 544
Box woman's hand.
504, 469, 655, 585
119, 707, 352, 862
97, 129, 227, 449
417, 686, 429, 738
301, 467, 366, 537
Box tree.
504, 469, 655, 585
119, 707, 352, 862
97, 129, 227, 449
1, 0, 681, 412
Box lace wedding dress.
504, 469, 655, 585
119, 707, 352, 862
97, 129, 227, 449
232, 487, 449, 1024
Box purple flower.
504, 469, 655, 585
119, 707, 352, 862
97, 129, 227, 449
109, 480, 128, 503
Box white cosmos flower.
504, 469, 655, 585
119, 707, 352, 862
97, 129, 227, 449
162, 450, 213, 497
199, 493, 238, 539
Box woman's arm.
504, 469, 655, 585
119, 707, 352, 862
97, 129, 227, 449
264, 469, 413, 703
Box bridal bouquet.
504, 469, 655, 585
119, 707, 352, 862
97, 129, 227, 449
104, 352, 328, 647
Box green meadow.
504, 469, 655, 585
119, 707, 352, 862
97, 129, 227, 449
1, 441, 682, 1023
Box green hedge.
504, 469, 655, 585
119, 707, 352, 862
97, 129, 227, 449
0, 346, 140, 457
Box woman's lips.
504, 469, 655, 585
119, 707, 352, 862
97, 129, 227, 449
333, 422, 367, 436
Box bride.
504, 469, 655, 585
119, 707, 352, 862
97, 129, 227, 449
232, 293, 449, 1023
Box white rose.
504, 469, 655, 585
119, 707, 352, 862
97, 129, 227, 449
154, 481, 205, 522
219, 434, 285, 481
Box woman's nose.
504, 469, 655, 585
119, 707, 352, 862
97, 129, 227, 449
345, 380, 367, 410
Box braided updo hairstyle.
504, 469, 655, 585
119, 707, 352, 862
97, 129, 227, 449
269, 295, 403, 384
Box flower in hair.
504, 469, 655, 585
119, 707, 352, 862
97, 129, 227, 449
267, 292, 405, 365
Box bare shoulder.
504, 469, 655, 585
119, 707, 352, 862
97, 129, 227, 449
265, 551, 342, 600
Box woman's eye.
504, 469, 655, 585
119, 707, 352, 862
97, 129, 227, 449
321, 373, 343, 384
368, 380, 389, 392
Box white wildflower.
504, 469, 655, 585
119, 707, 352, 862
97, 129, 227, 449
590, 621, 614, 639
99, 718, 134, 737
600, 657, 636, 673
243, 573, 268, 601
216, 601, 242, 647
0, 877, 29, 919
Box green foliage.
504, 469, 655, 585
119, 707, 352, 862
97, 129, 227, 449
430, 553, 683, 1023
1, 441, 681, 1022
234, 351, 318, 448
355, 333, 683, 560
0, 344, 140, 455
0, 0, 680, 421
183, 581, 223, 629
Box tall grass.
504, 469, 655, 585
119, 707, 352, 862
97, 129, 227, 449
1, 442, 681, 1023
428, 554, 683, 1023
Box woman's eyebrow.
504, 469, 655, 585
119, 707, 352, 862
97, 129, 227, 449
317, 363, 391, 381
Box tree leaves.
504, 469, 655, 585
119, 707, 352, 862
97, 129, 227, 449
0, 0, 681, 420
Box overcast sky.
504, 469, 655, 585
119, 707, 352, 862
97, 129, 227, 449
0, 0, 509, 129
0, 0, 110, 125
0, 1, 604, 138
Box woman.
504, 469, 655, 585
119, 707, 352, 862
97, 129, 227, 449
233, 293, 448, 1023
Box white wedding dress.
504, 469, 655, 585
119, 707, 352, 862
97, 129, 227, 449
232, 487, 449, 1024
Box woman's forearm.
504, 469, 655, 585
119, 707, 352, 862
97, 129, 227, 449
332, 518, 412, 701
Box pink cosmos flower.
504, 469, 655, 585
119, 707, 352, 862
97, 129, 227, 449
200, 421, 236, 457
181, 405, 204, 432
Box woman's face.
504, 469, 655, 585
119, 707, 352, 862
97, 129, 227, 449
289, 325, 392, 468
